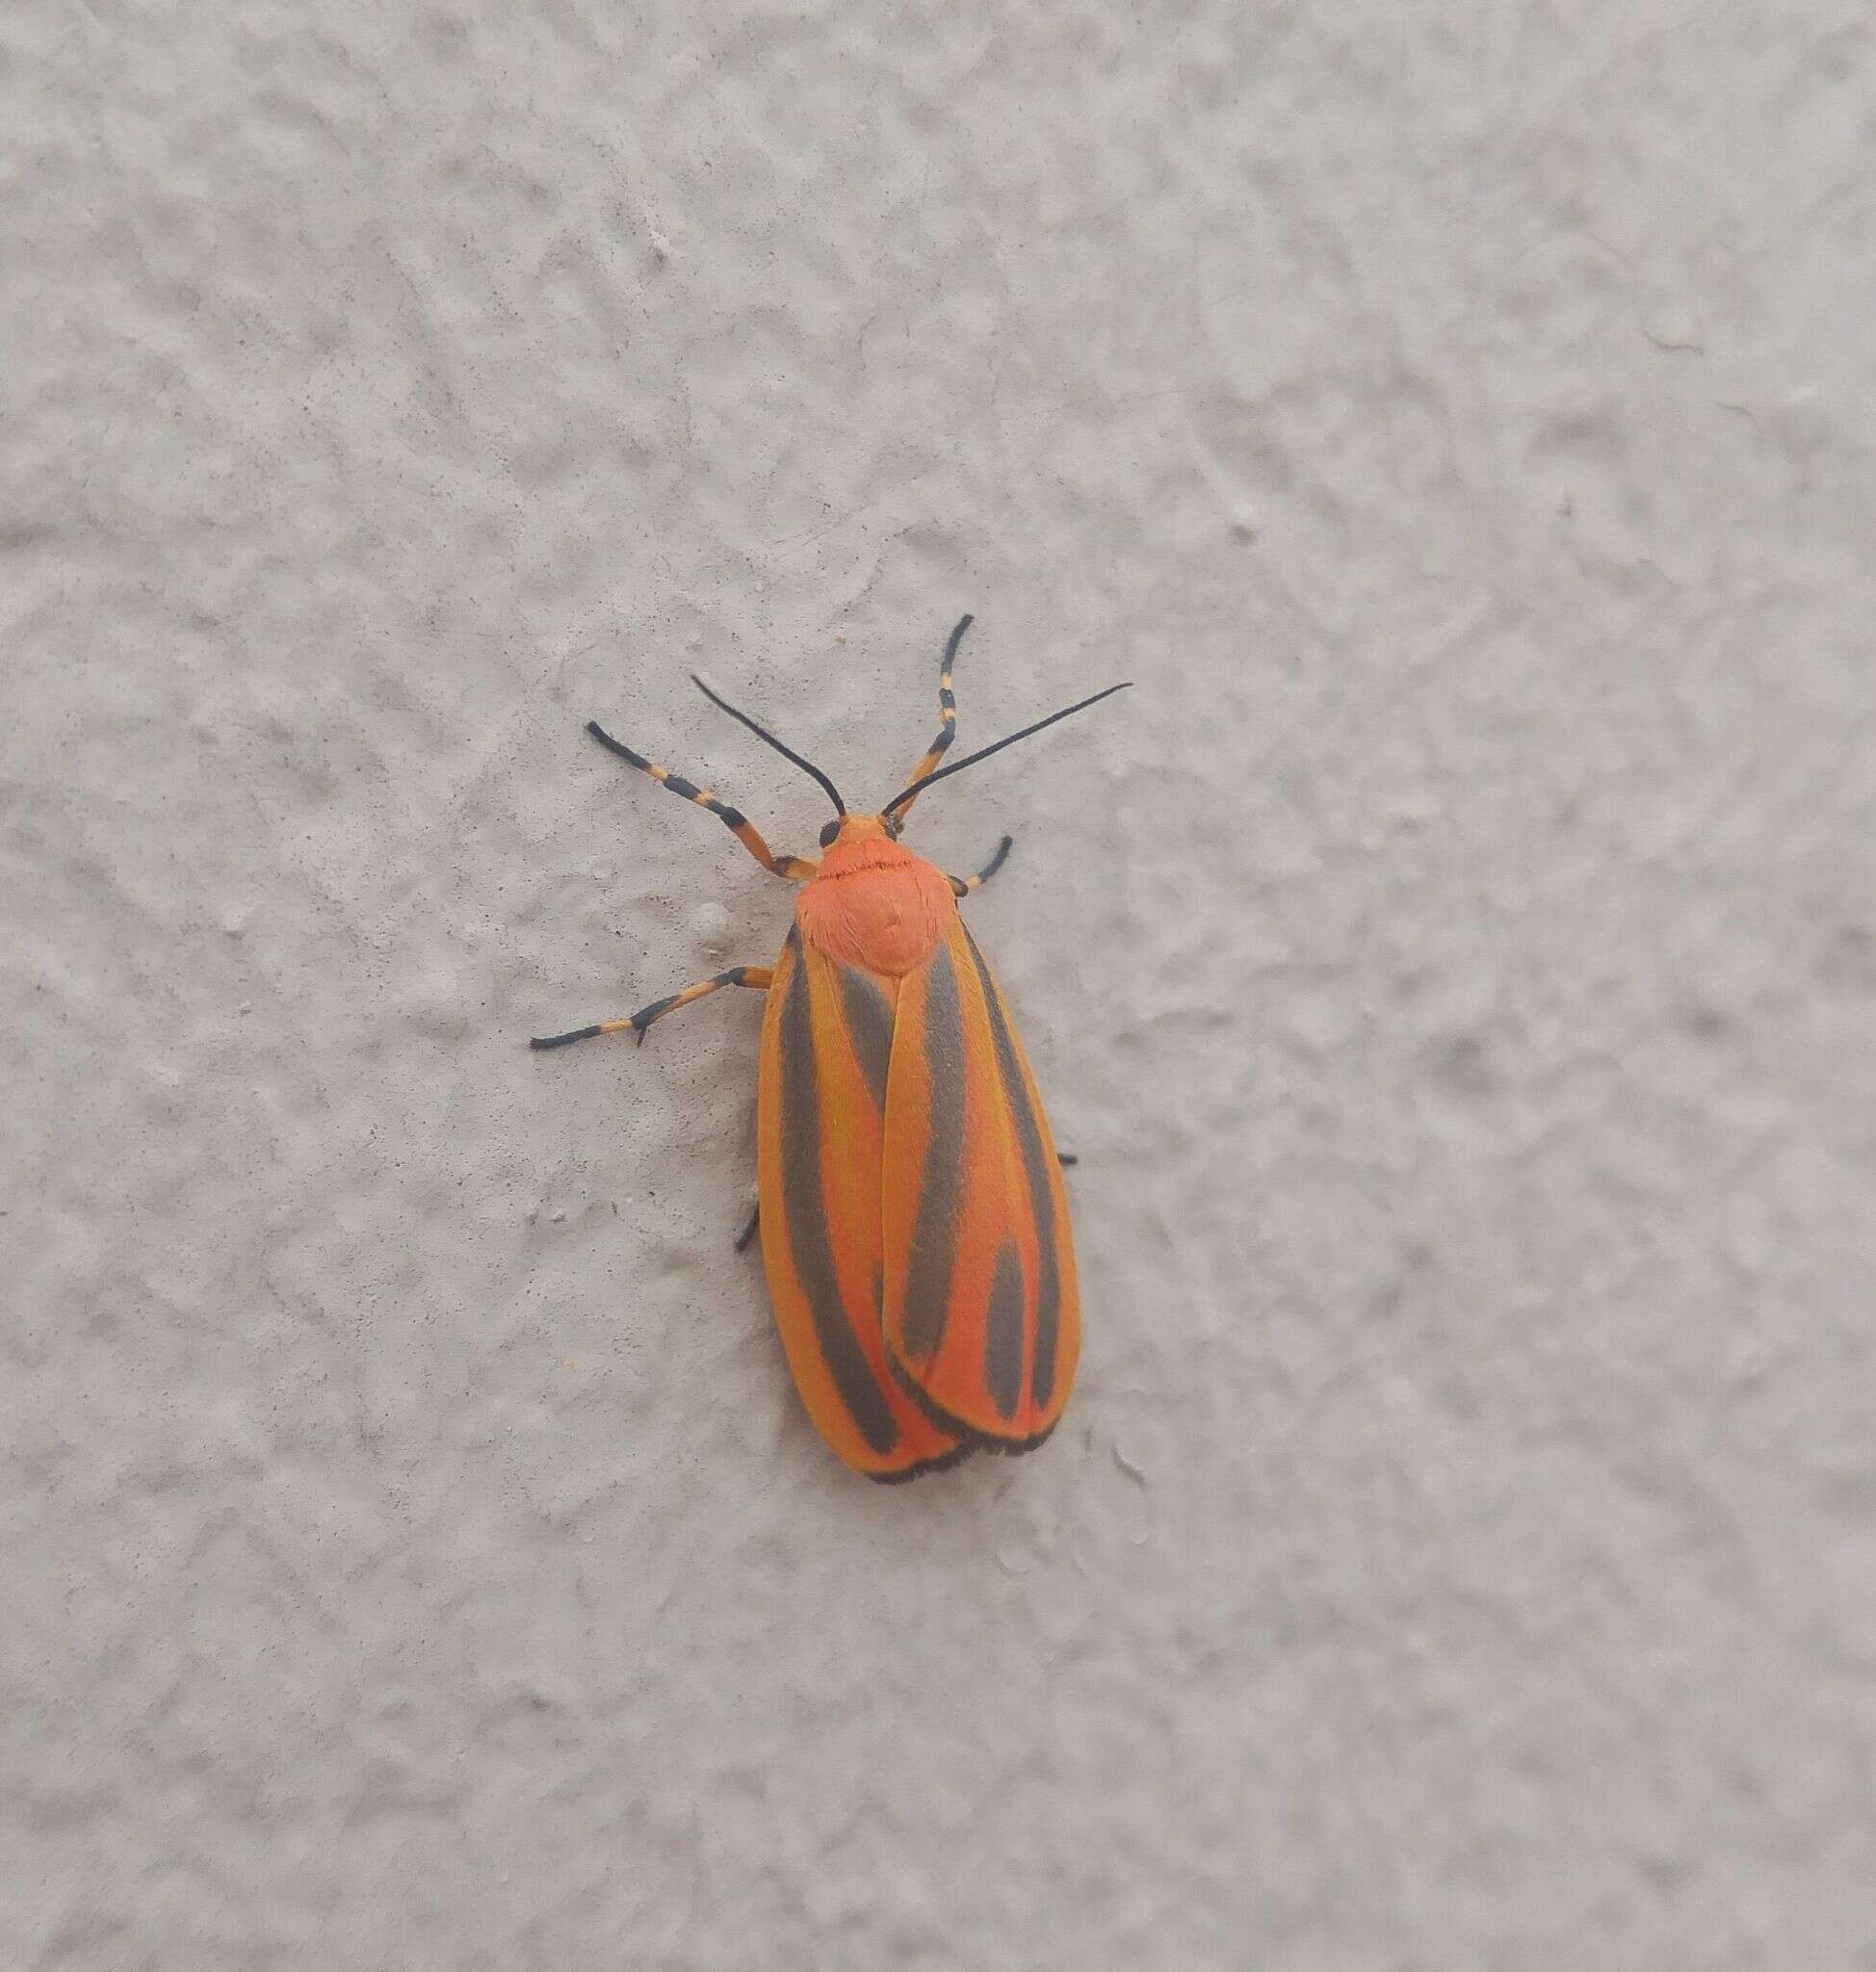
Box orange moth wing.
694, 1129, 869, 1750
879, 914, 1080, 1448
756, 925, 967, 1481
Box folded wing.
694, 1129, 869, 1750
757, 928, 967, 1481
880, 918, 1081, 1448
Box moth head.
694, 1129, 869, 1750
819, 813, 901, 850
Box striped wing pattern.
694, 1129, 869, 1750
880, 918, 1081, 1448
757, 929, 966, 1481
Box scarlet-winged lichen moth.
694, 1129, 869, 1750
531, 616, 1130, 1481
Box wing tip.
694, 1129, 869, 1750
886, 1351, 1067, 1460
866, 1440, 977, 1485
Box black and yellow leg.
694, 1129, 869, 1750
893, 614, 972, 820
949, 833, 1013, 897
584, 722, 818, 881
530, 966, 774, 1051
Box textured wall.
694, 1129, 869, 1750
7, 3, 1874, 1967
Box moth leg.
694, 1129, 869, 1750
949, 833, 1013, 897
1056, 1152, 1078, 1167
583, 721, 819, 881
893, 613, 972, 821
733, 1202, 761, 1253
530, 966, 773, 1050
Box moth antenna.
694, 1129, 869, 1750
883, 681, 1132, 816
691, 674, 847, 817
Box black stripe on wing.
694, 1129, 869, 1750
899, 937, 968, 1363
836, 967, 896, 1118
961, 926, 1062, 1412
777, 933, 898, 1458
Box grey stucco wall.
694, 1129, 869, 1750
6, 3, 1874, 1967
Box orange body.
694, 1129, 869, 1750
756, 816, 1081, 1480
532, 613, 1125, 1481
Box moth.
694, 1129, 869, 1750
534, 616, 1129, 1480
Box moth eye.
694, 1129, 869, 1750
818, 818, 843, 848
882, 814, 902, 839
